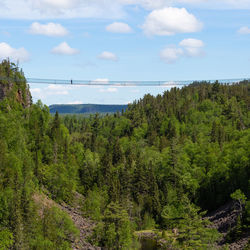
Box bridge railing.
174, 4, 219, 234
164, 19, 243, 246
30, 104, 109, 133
0, 76, 248, 86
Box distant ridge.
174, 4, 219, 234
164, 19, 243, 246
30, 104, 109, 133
49, 104, 128, 114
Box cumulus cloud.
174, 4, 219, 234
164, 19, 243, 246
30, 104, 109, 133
169, 0, 250, 9
160, 47, 184, 63
0, 0, 125, 19
106, 22, 133, 33
119, 0, 167, 10
34, 0, 79, 9
30, 88, 43, 99
31, 84, 82, 100
211, 0, 250, 9
160, 38, 205, 63
31, 86, 68, 98
238, 26, 250, 34
30, 88, 41, 94
66, 100, 84, 104
142, 7, 202, 36
51, 42, 79, 55
0, 0, 250, 19
29, 22, 68, 36
0, 42, 29, 62
179, 38, 205, 57
98, 51, 118, 61
46, 84, 69, 95
46, 84, 81, 90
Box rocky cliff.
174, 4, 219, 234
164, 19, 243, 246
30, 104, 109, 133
0, 80, 32, 108
0, 60, 32, 108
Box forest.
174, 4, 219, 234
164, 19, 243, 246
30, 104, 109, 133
0, 60, 249, 249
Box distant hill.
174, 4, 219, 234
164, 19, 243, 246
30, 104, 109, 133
49, 104, 128, 114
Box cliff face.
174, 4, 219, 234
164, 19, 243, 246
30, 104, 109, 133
16, 84, 32, 108
0, 81, 32, 108
0, 60, 32, 108
0, 82, 13, 100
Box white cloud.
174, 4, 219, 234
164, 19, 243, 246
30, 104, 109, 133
98, 51, 118, 61
51, 42, 79, 55
168, 0, 250, 9
106, 22, 133, 33
66, 100, 84, 104
160, 47, 184, 63
1, 0, 250, 20
0, 0, 126, 19
160, 38, 205, 63
203, 0, 250, 9
30, 88, 41, 94
179, 38, 204, 48
31, 86, 68, 98
99, 87, 118, 92
30, 88, 43, 99
142, 7, 202, 36
47, 84, 80, 91
238, 26, 250, 34
29, 22, 68, 36
31, 84, 85, 103
31, 84, 82, 99
179, 38, 205, 57
0, 42, 29, 62
35, 0, 79, 9
46, 85, 69, 95
119, 0, 167, 10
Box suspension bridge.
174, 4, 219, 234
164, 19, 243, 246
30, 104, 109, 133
0, 76, 249, 87
26, 78, 248, 86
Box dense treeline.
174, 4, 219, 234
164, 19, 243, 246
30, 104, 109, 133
0, 60, 249, 249
0, 61, 78, 249
62, 80, 250, 248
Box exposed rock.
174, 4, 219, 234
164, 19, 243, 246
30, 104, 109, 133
33, 192, 100, 250
59, 202, 100, 250
0, 82, 13, 101
0, 81, 32, 108
205, 201, 250, 249
228, 235, 250, 250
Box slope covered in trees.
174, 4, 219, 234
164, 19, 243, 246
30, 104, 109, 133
0, 60, 249, 249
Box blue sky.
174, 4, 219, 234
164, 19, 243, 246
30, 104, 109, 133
0, 0, 250, 105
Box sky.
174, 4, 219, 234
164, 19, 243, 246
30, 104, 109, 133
0, 0, 250, 105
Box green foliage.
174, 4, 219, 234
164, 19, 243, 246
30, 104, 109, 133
231, 189, 247, 207
91, 202, 134, 249
142, 212, 156, 230
226, 191, 249, 243
29, 206, 79, 249
0, 229, 14, 250
244, 201, 250, 229
162, 197, 220, 249
0, 60, 250, 248
83, 186, 108, 221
